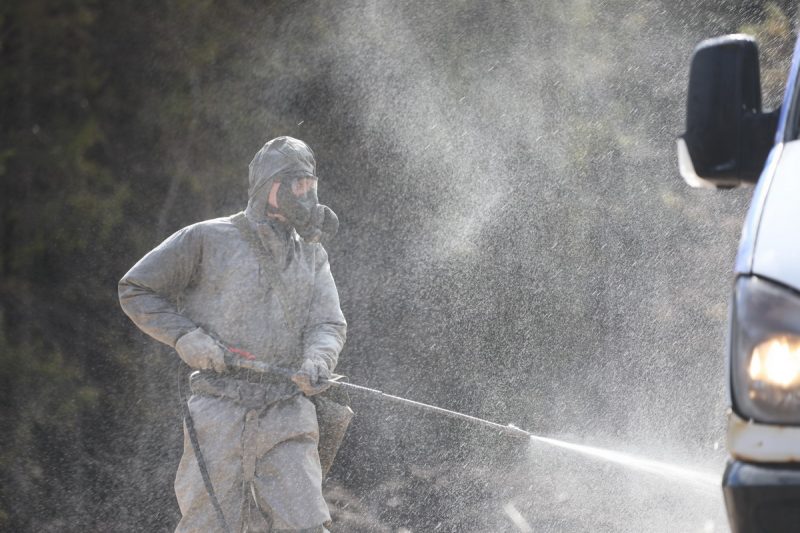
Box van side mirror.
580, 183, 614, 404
677, 34, 779, 189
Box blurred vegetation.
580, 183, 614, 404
741, 1, 797, 107
0, 1, 796, 531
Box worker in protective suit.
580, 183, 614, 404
119, 136, 346, 532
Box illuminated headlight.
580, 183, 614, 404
731, 276, 800, 424
748, 336, 800, 388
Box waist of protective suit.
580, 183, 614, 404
190, 370, 301, 409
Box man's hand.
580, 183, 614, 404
291, 357, 332, 396
175, 328, 227, 373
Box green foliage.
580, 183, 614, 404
0, 324, 100, 529
0, 0, 131, 527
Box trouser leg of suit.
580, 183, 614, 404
175, 394, 247, 533
250, 395, 330, 531
174, 393, 330, 533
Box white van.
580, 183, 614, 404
678, 34, 800, 533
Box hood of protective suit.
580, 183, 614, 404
245, 136, 317, 225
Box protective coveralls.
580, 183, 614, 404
119, 137, 346, 532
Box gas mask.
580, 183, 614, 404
269, 175, 339, 243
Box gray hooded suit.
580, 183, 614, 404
119, 137, 346, 532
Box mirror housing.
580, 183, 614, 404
678, 34, 779, 189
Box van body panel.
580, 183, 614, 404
734, 144, 783, 274
751, 140, 800, 292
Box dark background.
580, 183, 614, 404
1, 1, 796, 531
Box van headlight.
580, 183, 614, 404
731, 276, 800, 424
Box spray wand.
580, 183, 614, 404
220, 346, 723, 491
221, 347, 533, 439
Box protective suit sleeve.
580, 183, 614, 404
303, 245, 347, 371
118, 225, 202, 347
